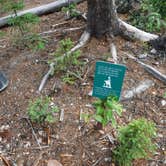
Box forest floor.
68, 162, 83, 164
0, 1, 165, 166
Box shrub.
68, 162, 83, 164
28, 97, 59, 124
129, 0, 166, 32
50, 38, 81, 84
113, 118, 156, 166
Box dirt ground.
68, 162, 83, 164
0, 1, 165, 166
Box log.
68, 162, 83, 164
0, 0, 84, 28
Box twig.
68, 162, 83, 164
51, 21, 69, 28
79, 108, 83, 121
59, 109, 64, 122
23, 118, 42, 150
92, 157, 103, 166
33, 151, 47, 166
40, 26, 85, 35
0, 155, 11, 166
38, 63, 54, 92
125, 53, 166, 84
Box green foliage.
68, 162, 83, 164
62, 3, 79, 18
0, 31, 6, 37
93, 96, 123, 127
22, 33, 47, 51
0, 0, 24, 13
28, 97, 59, 124
0, 0, 45, 51
163, 92, 166, 98
113, 118, 157, 166
82, 96, 123, 127
53, 38, 81, 74
130, 0, 166, 32
8, 13, 40, 31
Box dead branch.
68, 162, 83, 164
38, 63, 54, 92
120, 79, 154, 101
0, 0, 84, 28
40, 26, 85, 35
38, 30, 90, 92
0, 155, 11, 166
126, 53, 166, 84
23, 118, 42, 150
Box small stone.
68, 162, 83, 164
138, 53, 147, 59
150, 48, 157, 54
161, 100, 166, 106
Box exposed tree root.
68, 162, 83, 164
0, 0, 84, 28
118, 19, 158, 41
38, 31, 90, 92
125, 53, 166, 84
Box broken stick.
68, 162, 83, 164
126, 53, 166, 84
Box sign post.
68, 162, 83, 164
92, 61, 126, 100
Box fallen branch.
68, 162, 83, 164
126, 53, 166, 84
0, 155, 11, 166
38, 63, 54, 92
120, 79, 154, 101
38, 30, 90, 92
119, 19, 158, 41
40, 26, 85, 35
23, 118, 42, 150
0, 0, 84, 28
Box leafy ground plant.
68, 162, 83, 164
129, 0, 166, 32
51, 38, 81, 84
28, 97, 59, 124
0, 0, 46, 51
62, 2, 79, 19
113, 118, 156, 166
93, 96, 123, 128
82, 96, 123, 129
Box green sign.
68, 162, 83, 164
92, 61, 126, 100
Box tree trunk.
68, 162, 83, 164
87, 0, 120, 37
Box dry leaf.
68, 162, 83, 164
47, 160, 63, 166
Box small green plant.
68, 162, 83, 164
93, 96, 123, 128
0, 0, 24, 13
8, 13, 40, 35
113, 118, 157, 166
62, 2, 79, 18
50, 38, 81, 84
82, 96, 123, 128
129, 0, 166, 32
0, 30, 5, 37
28, 97, 59, 124
22, 33, 47, 51
0, 0, 45, 51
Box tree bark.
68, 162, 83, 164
87, 0, 120, 37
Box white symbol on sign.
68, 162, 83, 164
103, 76, 112, 88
